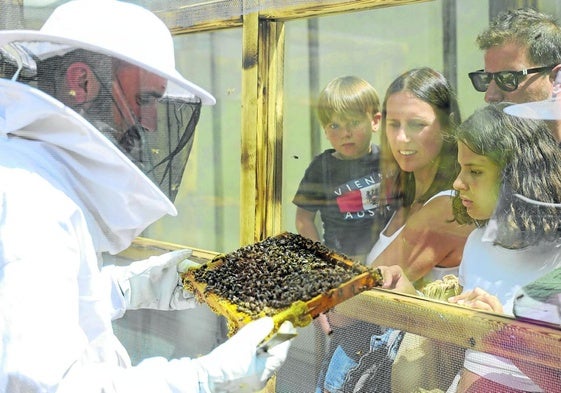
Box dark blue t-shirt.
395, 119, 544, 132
293, 144, 387, 256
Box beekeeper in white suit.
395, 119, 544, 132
0, 0, 292, 392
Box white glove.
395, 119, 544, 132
110, 248, 200, 311
193, 317, 294, 393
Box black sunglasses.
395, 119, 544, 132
468, 65, 555, 92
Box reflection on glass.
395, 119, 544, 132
144, 30, 243, 253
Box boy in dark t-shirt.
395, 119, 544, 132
293, 143, 382, 258
292, 76, 390, 393
293, 75, 388, 262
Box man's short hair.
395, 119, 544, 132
477, 8, 561, 67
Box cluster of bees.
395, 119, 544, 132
191, 233, 365, 316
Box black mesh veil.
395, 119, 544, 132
92, 94, 202, 203
148, 95, 201, 202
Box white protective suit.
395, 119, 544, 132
0, 76, 290, 392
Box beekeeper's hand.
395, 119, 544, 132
110, 249, 200, 311
193, 317, 294, 393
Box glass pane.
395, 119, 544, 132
280, 1, 487, 391
282, 0, 491, 239
281, 1, 561, 391
111, 30, 242, 368
143, 29, 243, 253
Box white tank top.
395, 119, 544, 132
366, 190, 455, 265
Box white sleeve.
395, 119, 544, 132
0, 176, 100, 391
58, 317, 290, 393
0, 168, 208, 393
55, 317, 291, 393
55, 338, 207, 393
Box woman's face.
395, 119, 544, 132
385, 91, 443, 173
453, 142, 501, 220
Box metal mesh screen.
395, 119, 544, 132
4, 2, 561, 393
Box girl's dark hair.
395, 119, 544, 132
453, 103, 561, 248
380, 67, 461, 207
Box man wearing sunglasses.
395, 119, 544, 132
470, 8, 561, 142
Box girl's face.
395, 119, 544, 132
324, 112, 381, 160
385, 91, 443, 173
453, 142, 501, 220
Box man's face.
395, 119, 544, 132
483, 41, 553, 104
113, 63, 167, 133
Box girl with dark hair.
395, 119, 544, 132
380, 103, 561, 392
452, 103, 561, 248
447, 102, 561, 392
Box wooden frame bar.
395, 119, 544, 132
338, 288, 561, 369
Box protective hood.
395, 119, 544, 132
0, 77, 177, 254
505, 97, 561, 120
505, 70, 561, 120
0, 0, 215, 105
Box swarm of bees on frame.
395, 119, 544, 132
190, 233, 368, 317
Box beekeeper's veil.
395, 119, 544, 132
0, 0, 215, 203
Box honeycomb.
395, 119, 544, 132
182, 232, 382, 333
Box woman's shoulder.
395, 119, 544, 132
405, 190, 470, 236
410, 190, 455, 221
423, 189, 455, 205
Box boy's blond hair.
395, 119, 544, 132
316, 76, 380, 127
